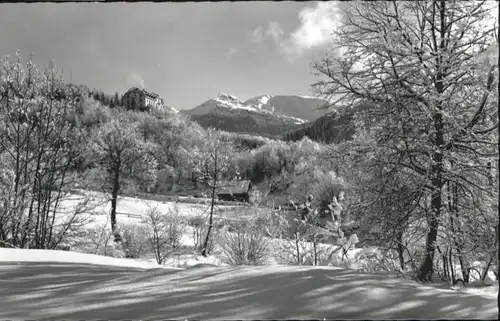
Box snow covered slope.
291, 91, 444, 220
181, 93, 311, 137
0, 248, 177, 270
244, 94, 328, 121
0, 249, 496, 320
185, 93, 310, 125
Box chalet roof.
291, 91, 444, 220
217, 180, 252, 195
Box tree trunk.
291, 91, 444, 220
295, 236, 301, 264
457, 254, 470, 283
191, 171, 198, 189
481, 254, 493, 281
443, 248, 449, 281
418, 0, 449, 283
418, 223, 437, 282
418, 132, 444, 281
443, 252, 448, 281
449, 247, 455, 285
451, 205, 470, 283
201, 183, 216, 257
110, 162, 121, 242
418, 184, 441, 282
396, 230, 405, 271
436, 246, 447, 281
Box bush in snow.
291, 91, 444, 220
352, 247, 402, 274
219, 216, 271, 265
118, 223, 149, 259
90, 224, 113, 255
82, 223, 126, 258
142, 204, 185, 265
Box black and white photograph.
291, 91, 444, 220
0, 0, 498, 319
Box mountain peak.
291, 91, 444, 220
184, 93, 329, 128
215, 93, 242, 103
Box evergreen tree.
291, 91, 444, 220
114, 92, 120, 107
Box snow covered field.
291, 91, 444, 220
56, 190, 249, 230
2, 191, 497, 319
59, 194, 363, 269
0, 248, 497, 320
56, 190, 211, 227
55, 190, 499, 285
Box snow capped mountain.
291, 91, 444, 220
214, 93, 243, 106
212, 93, 266, 114
181, 93, 329, 138
244, 95, 328, 121
186, 93, 310, 124
246, 95, 272, 110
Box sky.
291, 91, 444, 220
0, 2, 343, 110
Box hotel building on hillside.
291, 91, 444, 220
123, 87, 165, 111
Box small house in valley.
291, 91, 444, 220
217, 180, 252, 203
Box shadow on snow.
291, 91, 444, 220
0, 262, 495, 320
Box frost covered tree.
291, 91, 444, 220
186, 128, 235, 257
0, 52, 94, 249
92, 113, 157, 241
312, 1, 498, 281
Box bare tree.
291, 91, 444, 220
312, 0, 498, 282
186, 128, 235, 257
143, 204, 185, 265
92, 112, 157, 241
0, 51, 97, 249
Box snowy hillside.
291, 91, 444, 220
1, 189, 496, 319
244, 94, 328, 121
0, 248, 179, 270
181, 93, 312, 137
0, 249, 496, 320
185, 93, 309, 125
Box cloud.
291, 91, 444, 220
249, 25, 264, 44
126, 72, 145, 89
266, 21, 284, 45
290, 2, 340, 51
226, 47, 239, 59
246, 2, 340, 60
264, 2, 341, 60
